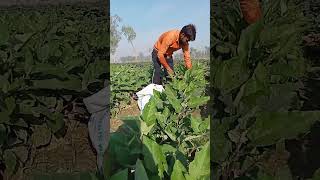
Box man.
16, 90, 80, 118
239, 0, 262, 24
151, 24, 196, 85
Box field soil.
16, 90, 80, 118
7, 118, 97, 180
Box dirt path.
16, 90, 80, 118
7, 118, 97, 180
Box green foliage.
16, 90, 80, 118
0, 5, 108, 178
211, 0, 319, 179
108, 63, 210, 179
110, 63, 152, 116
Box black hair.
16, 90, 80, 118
181, 24, 196, 41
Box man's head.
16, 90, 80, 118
180, 24, 196, 45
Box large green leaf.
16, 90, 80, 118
135, 159, 149, 180
0, 124, 7, 147
171, 160, 187, 180
64, 57, 86, 72
142, 98, 157, 126
37, 44, 50, 61
108, 131, 140, 166
211, 118, 233, 163
237, 20, 264, 61
24, 49, 34, 74
188, 96, 210, 108
3, 150, 18, 177
164, 86, 183, 112
15, 33, 33, 43
214, 57, 250, 94
31, 63, 69, 79
4, 97, 16, 114
31, 78, 82, 91
186, 142, 210, 180
0, 23, 9, 45
248, 111, 320, 146
313, 168, 320, 180
110, 169, 128, 180
0, 111, 11, 124
257, 165, 293, 180
190, 116, 202, 134
82, 60, 108, 89
142, 136, 168, 178
45, 112, 65, 133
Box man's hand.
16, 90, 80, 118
165, 68, 175, 80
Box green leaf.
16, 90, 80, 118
45, 112, 65, 133
190, 116, 202, 133
0, 111, 11, 124
162, 144, 176, 154
248, 111, 320, 147
142, 98, 157, 126
110, 169, 128, 180
31, 63, 69, 79
216, 44, 230, 54
108, 132, 140, 166
4, 97, 16, 114
15, 33, 33, 43
37, 44, 50, 61
31, 78, 82, 91
0, 124, 7, 147
164, 87, 183, 112
36, 96, 57, 108
171, 160, 187, 180
82, 60, 108, 89
257, 170, 274, 180
313, 168, 320, 180
257, 164, 293, 180
186, 142, 210, 180
0, 74, 9, 93
140, 120, 154, 136
155, 112, 167, 125
142, 136, 168, 178
24, 49, 34, 74
0, 23, 9, 45
188, 96, 210, 108
135, 159, 149, 180
211, 118, 233, 163
275, 165, 293, 180
3, 150, 17, 177
214, 58, 250, 94
64, 57, 86, 72
237, 20, 264, 61
164, 127, 177, 141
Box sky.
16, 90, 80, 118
110, 0, 210, 60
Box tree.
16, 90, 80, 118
110, 15, 122, 55
121, 25, 137, 61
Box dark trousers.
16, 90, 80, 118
152, 49, 174, 85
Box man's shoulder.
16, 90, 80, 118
162, 29, 180, 37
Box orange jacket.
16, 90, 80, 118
154, 30, 192, 72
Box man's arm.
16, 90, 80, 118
182, 44, 192, 69
157, 35, 174, 74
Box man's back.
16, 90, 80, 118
154, 29, 186, 57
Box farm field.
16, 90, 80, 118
211, 0, 320, 179
0, 4, 109, 180
108, 59, 211, 179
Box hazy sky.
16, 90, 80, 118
110, 0, 210, 60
